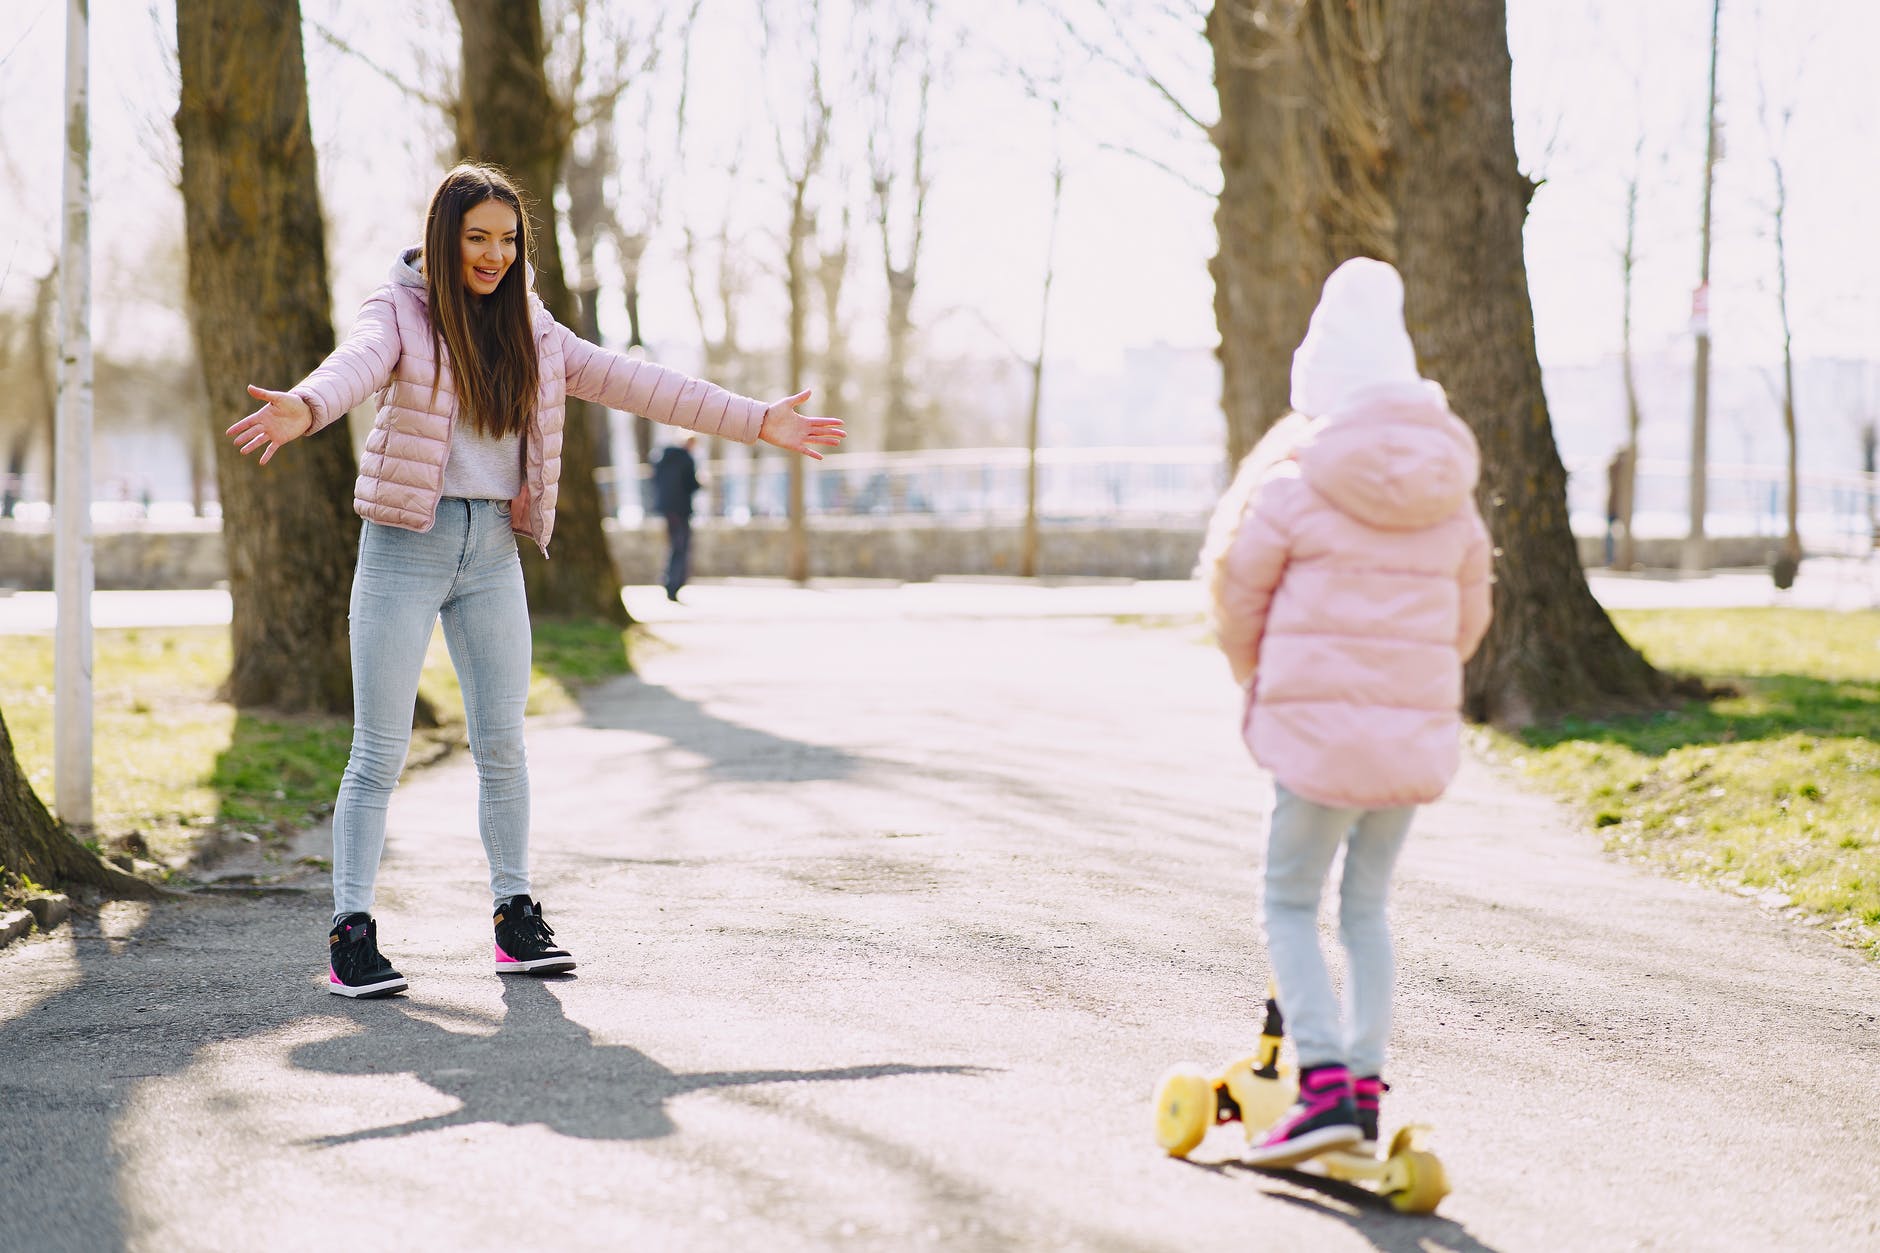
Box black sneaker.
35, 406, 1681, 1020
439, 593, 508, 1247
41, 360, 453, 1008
493, 895, 576, 975
1353, 1075, 1389, 1153
1243, 1063, 1362, 1167
327, 913, 408, 999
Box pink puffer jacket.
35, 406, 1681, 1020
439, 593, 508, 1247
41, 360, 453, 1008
290, 251, 766, 555
1213, 380, 1493, 809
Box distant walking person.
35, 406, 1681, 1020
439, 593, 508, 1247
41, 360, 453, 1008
224, 164, 844, 998
1198, 258, 1492, 1166
653, 436, 701, 601
1604, 445, 1633, 567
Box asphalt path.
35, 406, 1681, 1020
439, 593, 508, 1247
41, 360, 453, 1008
1, 581, 1875, 1252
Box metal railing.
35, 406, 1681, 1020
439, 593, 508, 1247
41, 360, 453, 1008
599, 446, 1230, 525
5, 449, 1873, 548
1565, 456, 1878, 550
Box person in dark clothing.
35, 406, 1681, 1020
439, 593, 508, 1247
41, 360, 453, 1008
652, 436, 702, 601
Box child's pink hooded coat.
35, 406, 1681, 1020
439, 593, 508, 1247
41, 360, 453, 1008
1209, 260, 1493, 809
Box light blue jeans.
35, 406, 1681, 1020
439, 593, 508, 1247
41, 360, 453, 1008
1263, 785, 1416, 1076
331, 498, 532, 920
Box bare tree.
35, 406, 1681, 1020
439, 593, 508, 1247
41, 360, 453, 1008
453, 0, 627, 624
1613, 130, 1645, 572
563, 124, 626, 506
760, 0, 834, 584
1021, 86, 1068, 579
175, 0, 360, 714
0, 267, 56, 514
1755, 13, 1806, 589
558, 0, 670, 493
817, 205, 853, 428
675, 11, 756, 521
865, 0, 941, 452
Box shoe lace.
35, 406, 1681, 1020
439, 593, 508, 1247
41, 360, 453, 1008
337, 919, 385, 967
513, 911, 555, 947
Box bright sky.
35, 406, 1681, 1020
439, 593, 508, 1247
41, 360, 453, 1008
0, 0, 1872, 385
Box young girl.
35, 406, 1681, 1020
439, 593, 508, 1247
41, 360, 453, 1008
1200, 257, 1492, 1165
226, 164, 844, 998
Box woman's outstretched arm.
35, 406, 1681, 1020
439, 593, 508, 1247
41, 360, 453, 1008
558, 327, 845, 457
224, 290, 401, 464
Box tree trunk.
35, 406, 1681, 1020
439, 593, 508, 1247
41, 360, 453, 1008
1616, 144, 1643, 572
1206, 0, 1665, 723
0, 705, 153, 898
1210, 3, 1294, 465
786, 178, 814, 584
1772, 158, 1802, 585
1382, 0, 1664, 723
562, 137, 623, 512
1209, 0, 1408, 456
30, 268, 59, 503
454, 0, 628, 625
175, 0, 359, 714
882, 269, 917, 452
819, 227, 850, 428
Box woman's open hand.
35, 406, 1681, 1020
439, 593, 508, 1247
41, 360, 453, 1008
758, 389, 846, 459
226, 385, 314, 466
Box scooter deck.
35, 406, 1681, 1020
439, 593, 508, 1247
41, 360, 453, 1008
1263, 1127, 1450, 1215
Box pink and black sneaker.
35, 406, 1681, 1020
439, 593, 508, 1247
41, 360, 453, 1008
327, 913, 408, 999
1243, 1063, 1362, 1167
493, 896, 577, 975
1353, 1075, 1389, 1154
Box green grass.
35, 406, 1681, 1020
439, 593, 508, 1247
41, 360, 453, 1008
0, 622, 632, 870
1488, 608, 1880, 955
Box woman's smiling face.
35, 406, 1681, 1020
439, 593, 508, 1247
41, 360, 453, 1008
460, 198, 518, 298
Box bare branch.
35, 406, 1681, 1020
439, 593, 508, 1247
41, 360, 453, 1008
307, 18, 456, 114
1093, 138, 1218, 198
1035, 0, 1211, 134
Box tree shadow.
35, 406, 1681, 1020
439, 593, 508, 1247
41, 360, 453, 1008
575, 676, 867, 785
290, 976, 984, 1147
0, 891, 351, 1252
1517, 673, 1880, 757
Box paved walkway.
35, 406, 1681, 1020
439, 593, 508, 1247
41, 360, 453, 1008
1, 577, 1876, 1251
2, 550, 1875, 637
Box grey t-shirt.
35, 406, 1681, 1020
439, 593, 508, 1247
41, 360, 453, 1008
442, 419, 523, 501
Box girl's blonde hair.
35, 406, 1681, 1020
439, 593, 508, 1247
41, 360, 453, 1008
1197, 412, 1314, 639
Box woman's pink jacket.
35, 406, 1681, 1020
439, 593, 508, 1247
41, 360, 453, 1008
1215, 381, 1494, 810
290, 251, 766, 556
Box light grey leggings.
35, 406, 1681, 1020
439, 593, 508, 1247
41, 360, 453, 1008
1263, 784, 1415, 1076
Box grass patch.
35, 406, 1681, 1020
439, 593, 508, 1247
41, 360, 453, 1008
0, 621, 632, 868
1486, 608, 1880, 955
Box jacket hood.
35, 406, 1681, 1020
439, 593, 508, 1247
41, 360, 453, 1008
1291, 257, 1422, 418
392, 246, 426, 291
1295, 380, 1481, 531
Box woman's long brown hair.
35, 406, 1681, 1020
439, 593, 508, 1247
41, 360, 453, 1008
422, 164, 539, 439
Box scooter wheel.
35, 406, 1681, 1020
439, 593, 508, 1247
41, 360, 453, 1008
1383, 1149, 1450, 1215
1152, 1066, 1216, 1158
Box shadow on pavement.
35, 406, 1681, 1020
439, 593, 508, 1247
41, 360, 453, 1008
0, 891, 352, 1253
291, 976, 983, 1146
1179, 1160, 1503, 1253
578, 677, 867, 785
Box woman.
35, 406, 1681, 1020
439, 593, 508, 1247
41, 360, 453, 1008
227, 164, 844, 998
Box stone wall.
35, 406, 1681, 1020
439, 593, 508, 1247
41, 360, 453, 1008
0, 523, 228, 591
0, 517, 1798, 591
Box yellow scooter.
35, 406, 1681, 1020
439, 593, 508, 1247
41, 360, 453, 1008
1151, 988, 1450, 1215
